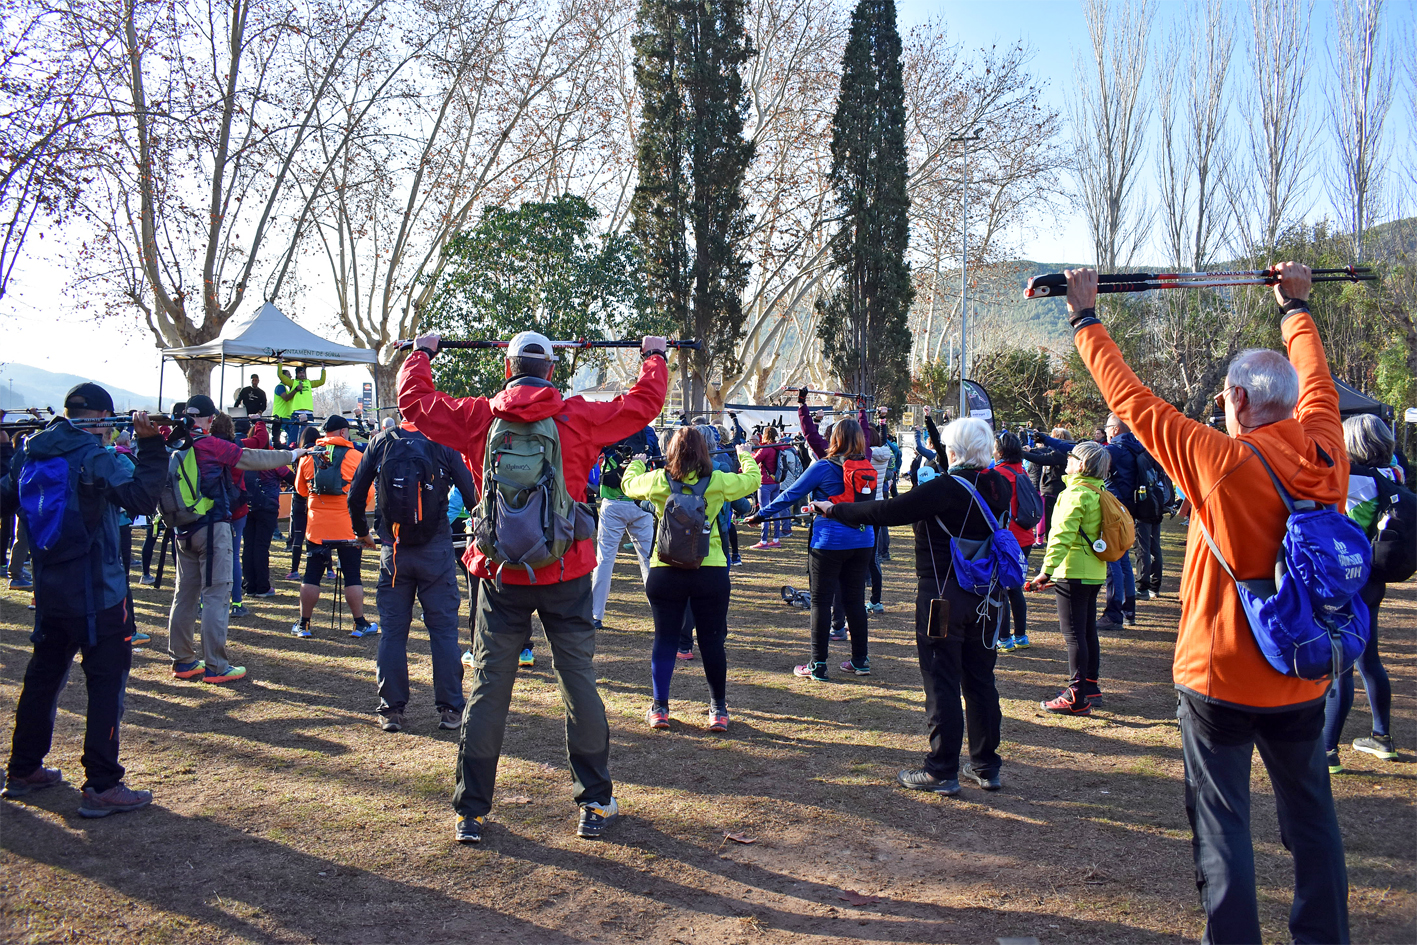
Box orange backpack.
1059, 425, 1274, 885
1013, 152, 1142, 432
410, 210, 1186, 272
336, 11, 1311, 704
828, 457, 878, 503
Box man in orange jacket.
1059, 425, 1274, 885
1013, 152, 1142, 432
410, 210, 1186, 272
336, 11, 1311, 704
400, 330, 668, 845
1065, 263, 1348, 943
293, 415, 377, 639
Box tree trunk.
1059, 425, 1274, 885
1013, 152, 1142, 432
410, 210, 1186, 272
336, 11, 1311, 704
375, 348, 407, 419
179, 360, 215, 399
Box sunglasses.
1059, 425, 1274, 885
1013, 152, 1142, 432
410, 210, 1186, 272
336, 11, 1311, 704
1214, 386, 1238, 410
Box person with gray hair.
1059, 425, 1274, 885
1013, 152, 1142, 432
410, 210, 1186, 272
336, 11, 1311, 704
1322, 413, 1403, 772
811, 416, 1013, 794
1063, 262, 1351, 943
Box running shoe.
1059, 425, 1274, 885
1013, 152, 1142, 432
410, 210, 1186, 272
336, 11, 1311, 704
840, 659, 871, 676
350, 619, 380, 638
577, 798, 619, 839
78, 783, 153, 818
229, 603, 248, 618
455, 814, 485, 844
1327, 750, 1344, 775
518, 648, 535, 667
461, 649, 474, 667
284, 571, 301, 582
793, 661, 829, 682
646, 704, 670, 729
380, 712, 404, 733
2, 765, 63, 798
1353, 735, 1398, 760
749, 541, 772, 550
8, 577, 33, 590
203, 666, 247, 684
291, 622, 312, 639
130, 631, 151, 646
439, 708, 462, 730
961, 763, 1002, 791
828, 627, 847, 642
171, 660, 206, 679
866, 602, 885, 614
1041, 690, 1091, 715
676, 649, 694, 661
249, 587, 277, 598
996, 636, 1018, 653
592, 618, 603, 630
730, 554, 743, 566
1012, 633, 1032, 649
707, 704, 729, 733
766, 540, 781, 548
139, 574, 156, 586
897, 769, 959, 795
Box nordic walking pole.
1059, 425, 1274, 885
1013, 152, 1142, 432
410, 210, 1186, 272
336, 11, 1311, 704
771, 385, 875, 402
1024, 266, 1376, 299
392, 338, 702, 352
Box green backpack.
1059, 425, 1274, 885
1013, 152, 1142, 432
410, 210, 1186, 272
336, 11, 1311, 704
472, 416, 594, 584
158, 447, 214, 527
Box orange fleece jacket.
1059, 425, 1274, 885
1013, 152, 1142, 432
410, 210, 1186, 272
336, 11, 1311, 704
1074, 311, 1345, 710
295, 436, 373, 545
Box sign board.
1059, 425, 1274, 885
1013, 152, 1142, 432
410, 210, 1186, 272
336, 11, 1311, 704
1406, 407, 1417, 424
362, 382, 373, 412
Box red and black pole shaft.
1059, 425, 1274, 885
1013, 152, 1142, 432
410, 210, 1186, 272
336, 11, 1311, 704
393, 338, 702, 353
1024, 266, 1376, 299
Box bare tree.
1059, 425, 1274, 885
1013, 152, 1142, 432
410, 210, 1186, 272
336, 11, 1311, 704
1328, 0, 1394, 262
1069, 0, 1153, 270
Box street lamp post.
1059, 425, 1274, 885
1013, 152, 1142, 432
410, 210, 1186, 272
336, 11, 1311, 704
948, 129, 982, 420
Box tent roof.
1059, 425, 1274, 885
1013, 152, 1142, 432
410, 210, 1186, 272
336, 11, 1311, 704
1334, 377, 1384, 416
162, 302, 377, 366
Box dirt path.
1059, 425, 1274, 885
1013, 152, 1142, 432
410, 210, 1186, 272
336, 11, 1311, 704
2, 520, 1413, 944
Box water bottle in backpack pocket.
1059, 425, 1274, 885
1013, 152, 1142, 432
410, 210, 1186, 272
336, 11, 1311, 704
827, 456, 877, 503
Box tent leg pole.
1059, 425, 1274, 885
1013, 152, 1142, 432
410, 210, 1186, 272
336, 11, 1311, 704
220, 354, 226, 406
373, 363, 380, 416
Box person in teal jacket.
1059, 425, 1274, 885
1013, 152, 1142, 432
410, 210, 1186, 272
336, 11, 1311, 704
620, 427, 759, 733
1030, 439, 1110, 715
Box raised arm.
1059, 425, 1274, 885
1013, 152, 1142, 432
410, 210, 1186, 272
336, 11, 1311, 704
397, 350, 494, 455
797, 403, 827, 458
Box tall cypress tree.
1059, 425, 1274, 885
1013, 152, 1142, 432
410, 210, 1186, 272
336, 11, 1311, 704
816, 0, 913, 409
631, 0, 754, 411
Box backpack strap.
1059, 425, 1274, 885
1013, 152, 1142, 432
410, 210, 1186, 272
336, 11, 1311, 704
949, 474, 1002, 532
1237, 440, 1319, 512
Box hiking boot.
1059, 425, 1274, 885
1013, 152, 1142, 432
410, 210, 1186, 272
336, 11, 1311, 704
171, 660, 206, 680
139, 573, 156, 586
203, 666, 247, 684
577, 798, 619, 839
646, 704, 670, 730
1353, 735, 1398, 760
794, 661, 829, 682
130, 631, 151, 646
1327, 750, 1344, 775
840, 658, 871, 676
229, 603, 249, 618
675, 649, 694, 661
961, 763, 1001, 791
291, 621, 312, 639
707, 703, 729, 733
2, 766, 63, 798
1042, 690, 1091, 715
897, 769, 960, 795
518, 648, 535, 668
439, 708, 462, 731
350, 619, 379, 638
380, 712, 404, 733
997, 636, 1018, 653
828, 627, 847, 642
78, 783, 153, 818
455, 814, 485, 844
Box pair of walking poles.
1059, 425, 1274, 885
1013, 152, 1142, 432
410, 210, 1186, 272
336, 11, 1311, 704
1024, 266, 1376, 299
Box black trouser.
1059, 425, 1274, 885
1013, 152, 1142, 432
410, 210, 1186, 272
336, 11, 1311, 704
7, 598, 135, 792
867, 551, 882, 605
877, 521, 891, 556
119, 524, 133, 574
727, 522, 739, 558
0, 502, 14, 567
1042, 493, 1059, 539
1055, 578, 1101, 695
809, 546, 871, 665
913, 584, 1002, 780
646, 566, 729, 706
1001, 546, 1034, 637
453, 575, 611, 818
141, 522, 162, 576
243, 505, 279, 594
288, 495, 308, 573
1135, 519, 1163, 592
1178, 695, 1348, 944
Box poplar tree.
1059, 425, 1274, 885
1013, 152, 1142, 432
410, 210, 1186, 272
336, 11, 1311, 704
631, 0, 755, 411
816, 0, 913, 409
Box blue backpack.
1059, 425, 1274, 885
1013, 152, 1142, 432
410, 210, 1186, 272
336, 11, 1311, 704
16, 437, 108, 642
938, 475, 1026, 596
1195, 442, 1371, 680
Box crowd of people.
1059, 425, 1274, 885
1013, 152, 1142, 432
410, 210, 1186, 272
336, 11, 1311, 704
0, 263, 1411, 944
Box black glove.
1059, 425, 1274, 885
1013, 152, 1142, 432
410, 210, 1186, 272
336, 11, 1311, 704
797, 387, 807, 405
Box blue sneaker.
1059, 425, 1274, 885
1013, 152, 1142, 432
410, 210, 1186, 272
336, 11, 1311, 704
997, 636, 1018, 653
130, 631, 151, 646
350, 619, 380, 638
291, 622, 312, 639
518, 648, 534, 667
8, 577, 33, 590
1013, 633, 1031, 649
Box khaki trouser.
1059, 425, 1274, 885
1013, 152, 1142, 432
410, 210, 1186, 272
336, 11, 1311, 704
167, 521, 234, 675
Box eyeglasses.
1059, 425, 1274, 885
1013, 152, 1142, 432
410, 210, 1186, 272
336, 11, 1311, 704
1214, 386, 1238, 410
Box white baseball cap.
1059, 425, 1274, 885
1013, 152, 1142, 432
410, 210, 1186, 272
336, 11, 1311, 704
507, 331, 558, 362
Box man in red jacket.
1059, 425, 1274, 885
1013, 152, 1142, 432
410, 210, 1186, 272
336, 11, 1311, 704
400, 330, 668, 845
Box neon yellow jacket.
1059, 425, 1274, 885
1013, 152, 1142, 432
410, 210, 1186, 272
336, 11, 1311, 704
276, 365, 326, 414
621, 452, 761, 568
1041, 473, 1107, 583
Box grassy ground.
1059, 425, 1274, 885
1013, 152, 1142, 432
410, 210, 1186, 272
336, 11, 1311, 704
1, 519, 1413, 944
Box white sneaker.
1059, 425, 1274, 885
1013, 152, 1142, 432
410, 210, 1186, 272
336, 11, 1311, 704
291, 622, 312, 638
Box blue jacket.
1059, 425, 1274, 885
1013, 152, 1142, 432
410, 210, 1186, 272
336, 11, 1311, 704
1104, 431, 1148, 510
759, 457, 875, 550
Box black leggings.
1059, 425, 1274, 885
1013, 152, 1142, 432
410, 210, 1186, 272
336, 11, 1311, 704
810, 546, 871, 665
727, 522, 739, 557
1055, 578, 1101, 695
646, 566, 729, 706
141, 521, 164, 576
289, 495, 308, 573
868, 552, 882, 605
1002, 545, 1034, 637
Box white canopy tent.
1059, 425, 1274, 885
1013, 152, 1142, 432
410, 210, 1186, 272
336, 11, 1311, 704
159, 302, 381, 413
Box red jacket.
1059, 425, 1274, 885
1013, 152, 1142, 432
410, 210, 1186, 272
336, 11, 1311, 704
397, 351, 669, 584
994, 461, 1035, 549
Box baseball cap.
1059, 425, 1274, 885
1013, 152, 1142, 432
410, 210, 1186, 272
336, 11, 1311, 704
322, 415, 350, 433
917, 465, 938, 485
184, 395, 217, 417
507, 330, 558, 362
64, 382, 115, 414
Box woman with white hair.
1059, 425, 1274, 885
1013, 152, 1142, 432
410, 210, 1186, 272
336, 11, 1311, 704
813, 417, 1012, 795
1028, 439, 1111, 716
1323, 413, 1404, 772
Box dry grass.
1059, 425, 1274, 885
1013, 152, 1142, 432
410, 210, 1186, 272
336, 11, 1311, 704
1, 520, 1413, 944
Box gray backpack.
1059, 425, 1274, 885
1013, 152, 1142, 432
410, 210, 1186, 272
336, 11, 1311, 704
656, 472, 713, 569
472, 415, 594, 584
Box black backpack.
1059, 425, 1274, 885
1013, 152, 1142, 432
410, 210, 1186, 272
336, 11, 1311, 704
1356, 466, 1416, 583
600, 431, 649, 492
656, 472, 712, 568
379, 431, 442, 545
311, 445, 351, 496
1132, 453, 1173, 523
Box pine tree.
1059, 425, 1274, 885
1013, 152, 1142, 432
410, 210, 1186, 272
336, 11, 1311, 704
631, 0, 755, 411
816, 0, 913, 410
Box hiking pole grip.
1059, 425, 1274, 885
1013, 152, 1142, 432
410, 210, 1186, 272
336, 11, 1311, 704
1024, 271, 1157, 299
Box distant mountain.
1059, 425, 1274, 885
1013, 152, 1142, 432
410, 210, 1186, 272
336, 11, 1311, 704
0, 363, 158, 413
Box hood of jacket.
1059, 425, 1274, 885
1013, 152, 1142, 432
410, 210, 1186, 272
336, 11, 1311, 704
1109, 430, 1146, 458
1240, 417, 1345, 505
489, 377, 565, 423
24, 419, 106, 460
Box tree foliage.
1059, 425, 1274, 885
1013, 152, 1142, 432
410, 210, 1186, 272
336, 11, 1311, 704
815, 0, 913, 410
